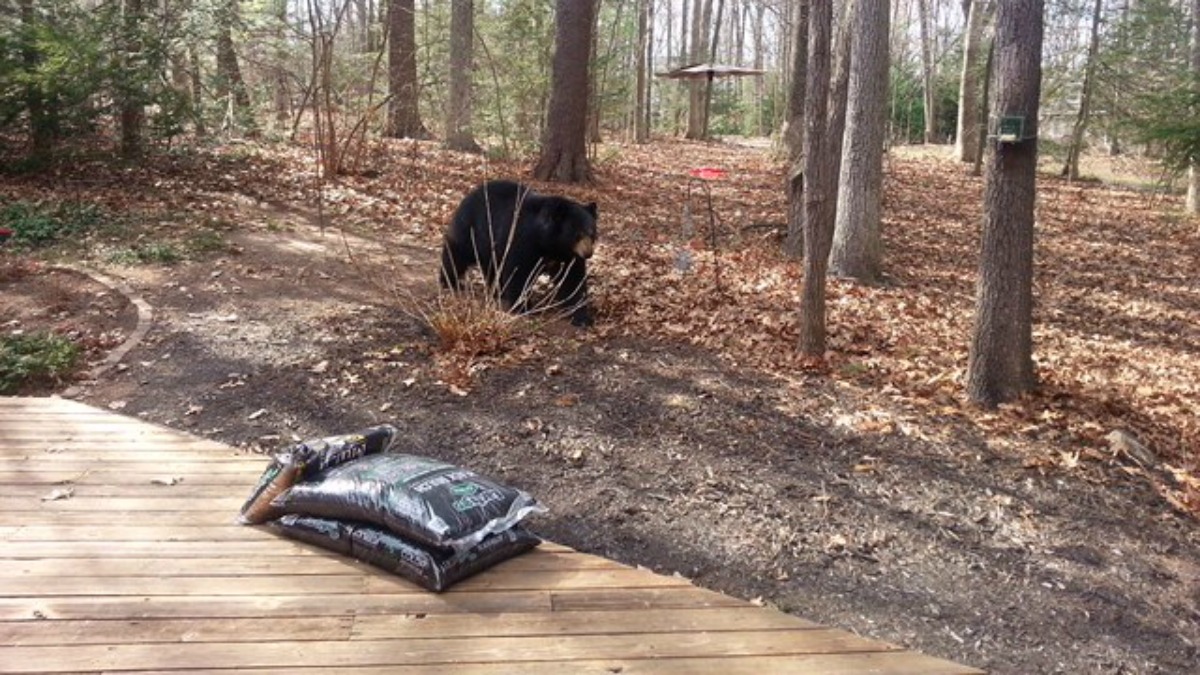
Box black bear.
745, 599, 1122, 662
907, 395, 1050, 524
439, 180, 598, 327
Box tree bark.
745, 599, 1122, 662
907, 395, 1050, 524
966, 0, 1043, 406
783, 1, 808, 258
444, 0, 480, 152
386, 0, 428, 139
685, 0, 712, 139
532, 0, 597, 183
831, 0, 890, 283
20, 0, 53, 158
1061, 0, 1103, 180
216, 0, 251, 114
917, 0, 938, 143
1187, 0, 1200, 212
634, 0, 650, 143
955, 0, 987, 163
120, 0, 145, 158
798, 0, 835, 358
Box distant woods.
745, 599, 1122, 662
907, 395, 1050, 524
1, 0, 1198, 179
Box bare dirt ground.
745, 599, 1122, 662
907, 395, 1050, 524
2, 139, 1198, 674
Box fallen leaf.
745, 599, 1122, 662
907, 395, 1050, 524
41, 488, 74, 502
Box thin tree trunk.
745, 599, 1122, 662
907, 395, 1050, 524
798, 0, 835, 358
685, 0, 713, 139
634, 0, 650, 143
700, 0, 725, 136
783, 1, 809, 258
917, 0, 937, 143
533, 0, 597, 182
831, 0, 890, 282
120, 0, 146, 157
1062, 0, 1103, 180
445, 0, 480, 152
20, 0, 52, 158
216, 0, 251, 112
966, 0, 1044, 406
1187, 0, 1200, 212
955, 0, 987, 162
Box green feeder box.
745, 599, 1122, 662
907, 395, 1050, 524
998, 115, 1026, 143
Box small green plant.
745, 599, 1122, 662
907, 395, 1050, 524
0, 332, 81, 394
0, 201, 104, 249
107, 243, 183, 265
186, 230, 227, 255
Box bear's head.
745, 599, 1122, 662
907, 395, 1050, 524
542, 198, 598, 261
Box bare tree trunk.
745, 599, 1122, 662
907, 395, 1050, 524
917, 0, 938, 143
634, 0, 650, 143
216, 0, 251, 113
831, 0, 889, 283
21, 0, 53, 158
273, 0, 291, 127
955, 0, 987, 162
1062, 0, 1103, 180
1187, 0, 1200, 212
533, 0, 597, 183
120, 0, 145, 157
685, 0, 712, 139
967, 0, 1043, 406
798, 0, 835, 358
386, 0, 428, 138
783, 1, 808, 258
444, 0, 480, 152
700, 0, 725, 136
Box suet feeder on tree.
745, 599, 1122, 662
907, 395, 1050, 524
996, 115, 1027, 143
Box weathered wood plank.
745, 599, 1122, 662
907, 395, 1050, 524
164, 652, 981, 675
0, 567, 687, 597
0, 631, 898, 673
3, 484, 259, 498
0, 471, 258, 486
0, 497, 247, 511
6, 526, 279, 542
0, 609, 813, 647
0, 592, 555, 621
0, 616, 355, 646
0, 551, 611, 578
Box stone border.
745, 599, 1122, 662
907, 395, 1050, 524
54, 266, 153, 397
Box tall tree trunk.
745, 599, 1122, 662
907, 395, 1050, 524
685, 0, 712, 139
700, 0, 725, 136
444, 0, 480, 152
917, 0, 937, 143
533, 0, 597, 183
783, 0, 809, 258
386, 0, 427, 138
955, 0, 987, 162
1187, 0, 1200, 212
798, 0, 835, 358
273, 0, 290, 127
216, 0, 251, 133
20, 0, 52, 158
120, 0, 146, 157
1061, 0, 1102, 180
966, 0, 1044, 406
831, 0, 890, 282
634, 0, 650, 143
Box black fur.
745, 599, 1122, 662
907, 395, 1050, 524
439, 181, 598, 326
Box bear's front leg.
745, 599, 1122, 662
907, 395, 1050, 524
552, 257, 591, 327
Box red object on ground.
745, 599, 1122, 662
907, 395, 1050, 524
688, 167, 727, 181
0, 227, 13, 244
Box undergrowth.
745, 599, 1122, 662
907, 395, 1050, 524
0, 331, 81, 394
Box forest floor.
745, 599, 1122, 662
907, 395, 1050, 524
2, 137, 1198, 674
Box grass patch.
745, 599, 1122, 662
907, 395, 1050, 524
0, 331, 81, 394
0, 201, 105, 249
107, 243, 184, 265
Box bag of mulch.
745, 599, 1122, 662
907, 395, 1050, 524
272, 514, 541, 592
239, 424, 400, 525
270, 453, 544, 553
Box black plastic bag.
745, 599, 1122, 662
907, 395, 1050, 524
239, 425, 400, 524
272, 514, 541, 592
270, 453, 543, 552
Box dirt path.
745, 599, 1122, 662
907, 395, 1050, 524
39, 207, 1195, 675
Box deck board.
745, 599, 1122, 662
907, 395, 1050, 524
0, 397, 982, 674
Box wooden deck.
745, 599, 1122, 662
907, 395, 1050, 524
0, 397, 981, 674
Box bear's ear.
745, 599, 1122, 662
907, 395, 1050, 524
585, 202, 598, 218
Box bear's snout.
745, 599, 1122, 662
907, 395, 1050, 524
574, 237, 595, 259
